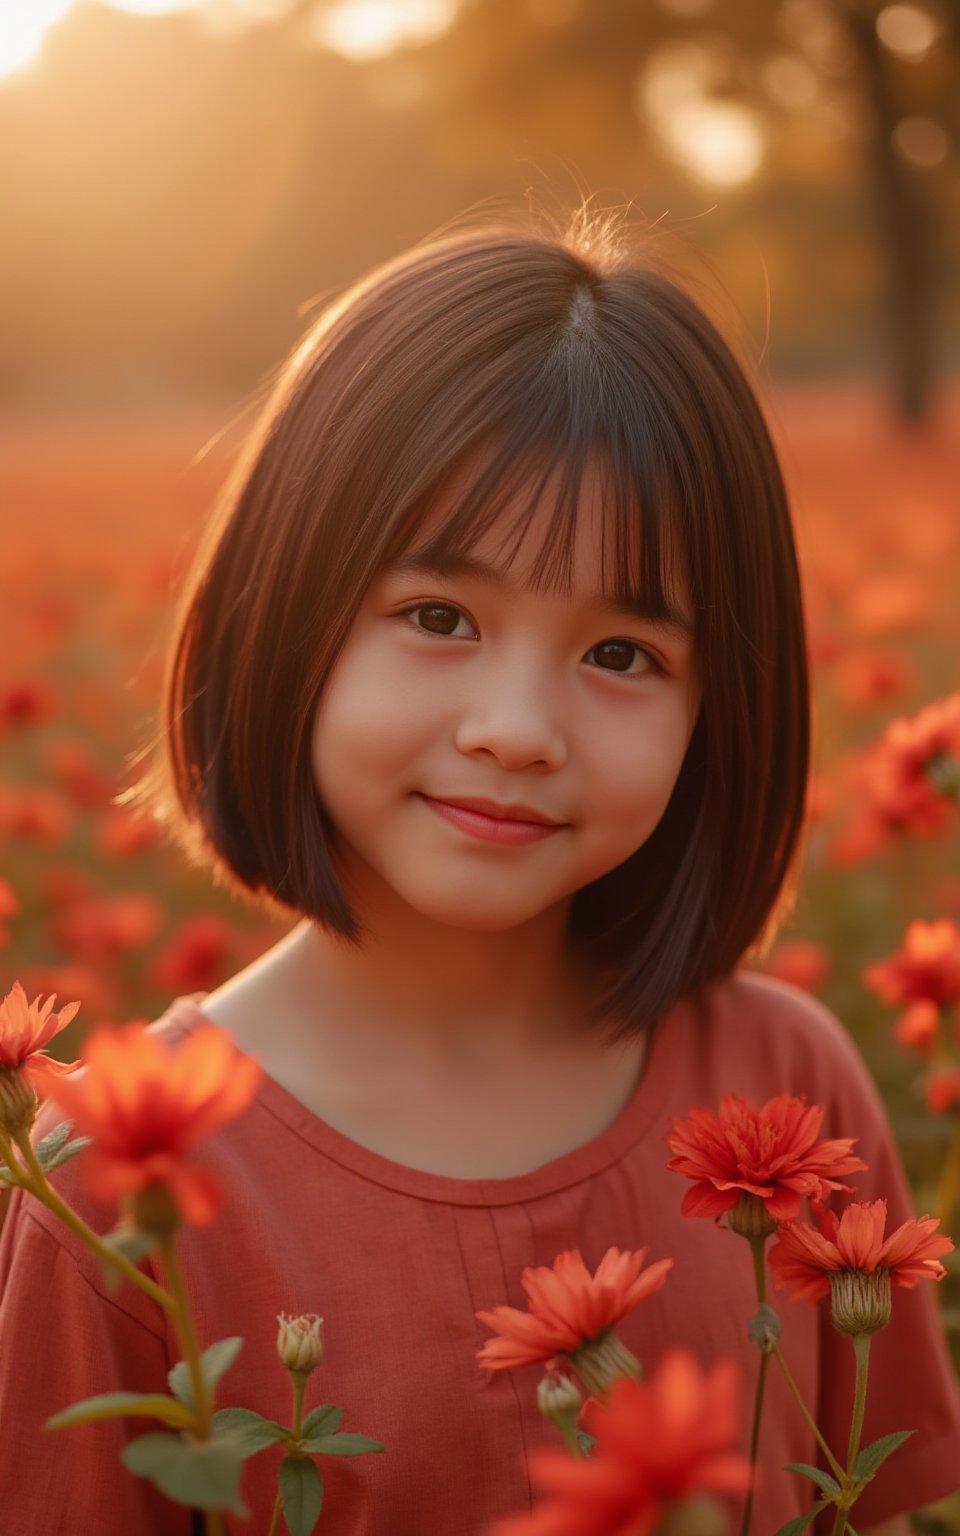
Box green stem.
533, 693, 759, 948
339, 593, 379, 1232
559, 1421, 583, 1457
936, 1115, 960, 1236
750, 1237, 767, 1306
738, 1238, 770, 1536
830, 1335, 871, 1536
156, 1237, 212, 1437
268, 1371, 309, 1536
10, 1129, 174, 1313
291, 1373, 307, 1439
772, 1342, 846, 1485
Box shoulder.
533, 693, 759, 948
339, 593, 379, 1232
690, 969, 888, 1133
698, 968, 858, 1059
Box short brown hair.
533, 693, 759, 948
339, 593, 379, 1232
125, 213, 809, 1037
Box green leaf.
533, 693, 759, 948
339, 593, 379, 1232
300, 1404, 342, 1440
121, 1430, 250, 1516
168, 1337, 243, 1409
36, 1120, 91, 1172
279, 1454, 324, 1536
783, 1463, 842, 1498
96, 1224, 160, 1294
211, 1407, 290, 1458
34, 1120, 73, 1166
576, 1429, 596, 1456
300, 1432, 385, 1457
46, 1391, 194, 1432
853, 1429, 914, 1483
773, 1504, 829, 1536
200, 1337, 244, 1390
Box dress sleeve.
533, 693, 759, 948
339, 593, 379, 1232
0, 1185, 193, 1536
809, 1014, 960, 1529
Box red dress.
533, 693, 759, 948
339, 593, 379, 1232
2, 972, 958, 1534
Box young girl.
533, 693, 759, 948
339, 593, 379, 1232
2, 214, 958, 1536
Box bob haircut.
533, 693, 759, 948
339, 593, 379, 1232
127, 213, 810, 1040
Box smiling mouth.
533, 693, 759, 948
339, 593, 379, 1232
417, 794, 566, 846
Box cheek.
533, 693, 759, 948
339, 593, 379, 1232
584, 700, 693, 823
310, 645, 433, 801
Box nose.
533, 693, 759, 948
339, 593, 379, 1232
453, 654, 567, 772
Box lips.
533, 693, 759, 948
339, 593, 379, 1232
422, 795, 564, 827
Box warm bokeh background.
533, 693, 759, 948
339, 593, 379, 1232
2, 2, 959, 1526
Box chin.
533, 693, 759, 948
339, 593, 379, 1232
400, 886, 553, 933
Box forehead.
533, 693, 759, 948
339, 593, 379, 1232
391, 447, 692, 617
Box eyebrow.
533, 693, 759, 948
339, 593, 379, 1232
389, 552, 695, 641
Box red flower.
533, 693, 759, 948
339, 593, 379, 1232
769, 1199, 953, 1304
51, 892, 163, 965
666, 1093, 867, 1222
834, 648, 915, 711
148, 915, 234, 993
894, 1000, 939, 1057
476, 1247, 672, 1371
491, 1351, 750, 1536
42, 1022, 262, 1225
864, 919, 960, 1008
927, 1071, 960, 1116
828, 695, 960, 863
762, 941, 831, 994
0, 982, 80, 1094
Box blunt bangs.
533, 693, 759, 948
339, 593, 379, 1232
383, 433, 684, 635
125, 215, 810, 1039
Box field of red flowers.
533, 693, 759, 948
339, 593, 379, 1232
1, 389, 959, 1525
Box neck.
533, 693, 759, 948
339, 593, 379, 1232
277, 896, 601, 1076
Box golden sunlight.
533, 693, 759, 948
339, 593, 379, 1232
98, 0, 199, 12
308, 0, 459, 61
0, 0, 204, 80
0, 0, 72, 78
662, 100, 765, 186
636, 44, 764, 188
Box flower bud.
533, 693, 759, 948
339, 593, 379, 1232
728, 1193, 779, 1242
570, 1327, 641, 1397
658, 1494, 729, 1536
0, 1067, 39, 1137
829, 1268, 892, 1336
276, 1312, 324, 1376
536, 1369, 582, 1435
124, 1181, 181, 1238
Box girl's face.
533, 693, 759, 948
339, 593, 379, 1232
311, 465, 701, 933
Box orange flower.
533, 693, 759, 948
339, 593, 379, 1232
894, 1000, 939, 1056
665, 1093, 867, 1222
769, 1199, 952, 1305
491, 1351, 750, 1536
43, 1022, 262, 1226
0, 981, 80, 1092
864, 919, 960, 1008
476, 1247, 672, 1389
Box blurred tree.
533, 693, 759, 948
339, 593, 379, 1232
0, 0, 956, 408
331, 0, 951, 418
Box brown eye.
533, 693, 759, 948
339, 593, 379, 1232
411, 603, 466, 636
590, 641, 641, 673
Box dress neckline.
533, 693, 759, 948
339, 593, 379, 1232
157, 991, 690, 1208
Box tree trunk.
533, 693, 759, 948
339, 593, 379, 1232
834, 0, 935, 420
